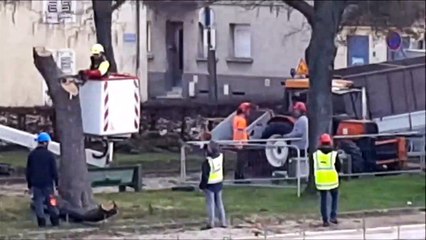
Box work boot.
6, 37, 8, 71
322, 222, 330, 227
200, 225, 213, 230
50, 216, 60, 227
330, 219, 338, 224
37, 217, 46, 227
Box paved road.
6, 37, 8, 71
120, 224, 425, 240
238, 224, 426, 240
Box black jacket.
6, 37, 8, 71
199, 143, 224, 192
315, 146, 342, 172
26, 146, 58, 189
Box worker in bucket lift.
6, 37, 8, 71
233, 106, 249, 180
199, 140, 227, 230
314, 133, 342, 227
283, 102, 309, 158
78, 43, 110, 82
26, 132, 60, 227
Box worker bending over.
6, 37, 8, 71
314, 134, 342, 227
233, 106, 249, 180
26, 132, 60, 227
79, 43, 110, 81
284, 102, 309, 157
199, 141, 227, 229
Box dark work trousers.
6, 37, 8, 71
234, 148, 249, 180
33, 187, 60, 226
319, 188, 339, 223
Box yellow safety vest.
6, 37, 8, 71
313, 150, 339, 190
207, 154, 224, 184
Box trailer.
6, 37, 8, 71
211, 58, 426, 177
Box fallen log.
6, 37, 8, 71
31, 200, 118, 223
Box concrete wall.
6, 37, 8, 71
334, 26, 425, 69
334, 27, 388, 69
210, 4, 311, 77
146, 5, 199, 97
147, 3, 311, 100
0, 1, 148, 107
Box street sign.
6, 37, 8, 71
296, 59, 309, 76
386, 31, 402, 51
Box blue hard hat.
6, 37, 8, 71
35, 132, 51, 143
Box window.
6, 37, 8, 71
146, 21, 152, 53
56, 49, 76, 75
43, 0, 76, 24
231, 24, 251, 58
198, 23, 207, 58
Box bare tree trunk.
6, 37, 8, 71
33, 47, 96, 213
304, 1, 347, 194
92, 0, 118, 72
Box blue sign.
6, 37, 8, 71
386, 31, 402, 51
123, 33, 137, 43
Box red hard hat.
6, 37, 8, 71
239, 102, 251, 113
293, 102, 307, 112
320, 133, 332, 144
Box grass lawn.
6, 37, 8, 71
0, 175, 424, 235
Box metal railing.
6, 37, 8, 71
181, 138, 307, 197
3, 213, 424, 239
181, 132, 425, 198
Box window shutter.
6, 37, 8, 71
42, 0, 76, 24
234, 25, 251, 58
56, 49, 76, 75
147, 22, 152, 52
58, 0, 77, 24
43, 0, 59, 24
203, 29, 209, 58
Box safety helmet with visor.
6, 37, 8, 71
91, 43, 105, 55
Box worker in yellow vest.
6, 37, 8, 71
313, 133, 342, 227
78, 44, 110, 81
199, 141, 227, 230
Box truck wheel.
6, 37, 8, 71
262, 122, 293, 168
265, 134, 289, 167
261, 122, 293, 139
339, 140, 364, 173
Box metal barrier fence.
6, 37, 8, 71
180, 132, 425, 198
3, 211, 424, 239
181, 138, 307, 197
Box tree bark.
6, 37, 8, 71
304, 1, 347, 194
92, 0, 118, 73
33, 47, 96, 213
283, 0, 314, 26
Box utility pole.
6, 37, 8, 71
205, 6, 218, 102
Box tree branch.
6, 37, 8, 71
112, 0, 126, 11
282, 0, 314, 26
